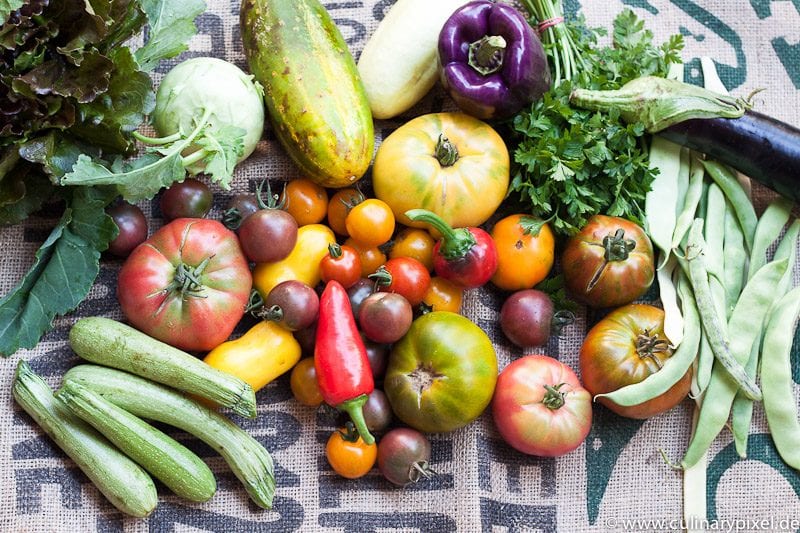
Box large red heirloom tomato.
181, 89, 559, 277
117, 218, 252, 352
492, 355, 592, 457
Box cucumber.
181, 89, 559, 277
58, 380, 217, 503
357, 0, 470, 119
12, 361, 157, 517
240, 0, 374, 188
63, 364, 276, 509
69, 317, 257, 418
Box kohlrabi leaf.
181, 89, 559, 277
0, 186, 117, 356
134, 0, 205, 71
61, 151, 185, 202
191, 124, 246, 188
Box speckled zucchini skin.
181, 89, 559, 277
240, 0, 374, 187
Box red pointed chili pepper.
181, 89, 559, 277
405, 209, 498, 289
314, 280, 376, 444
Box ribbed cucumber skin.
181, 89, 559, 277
12, 362, 157, 518
63, 364, 276, 509
69, 317, 257, 419
58, 380, 217, 503
241, 0, 374, 187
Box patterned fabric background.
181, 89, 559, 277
1, 0, 799, 531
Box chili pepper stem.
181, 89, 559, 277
338, 394, 375, 445
405, 209, 476, 260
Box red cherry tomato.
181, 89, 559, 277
370, 257, 431, 307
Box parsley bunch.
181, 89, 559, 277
507, 9, 684, 236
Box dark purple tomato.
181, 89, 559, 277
159, 179, 212, 221
294, 321, 317, 355
358, 292, 413, 344
106, 203, 148, 257
223, 193, 260, 230
377, 427, 435, 486
499, 289, 554, 348
363, 389, 392, 433
346, 278, 374, 320
263, 280, 319, 331
238, 208, 298, 263
361, 332, 390, 379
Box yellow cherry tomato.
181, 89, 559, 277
253, 224, 336, 296
421, 276, 464, 313
282, 178, 329, 226
344, 237, 387, 277
345, 198, 395, 247
325, 425, 377, 479
389, 227, 436, 272
204, 321, 301, 392
491, 214, 555, 291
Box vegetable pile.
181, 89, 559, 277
3, 0, 800, 525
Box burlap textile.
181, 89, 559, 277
2, 1, 799, 531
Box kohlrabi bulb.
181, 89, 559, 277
153, 57, 265, 164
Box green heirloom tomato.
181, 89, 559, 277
384, 311, 498, 433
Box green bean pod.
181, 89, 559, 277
672, 155, 706, 250
722, 204, 747, 317
761, 286, 800, 469
597, 271, 700, 407
685, 220, 762, 401
701, 160, 757, 252
681, 256, 788, 468
748, 198, 792, 280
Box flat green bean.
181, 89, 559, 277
675, 147, 691, 221
659, 255, 683, 346
731, 340, 759, 458
774, 219, 800, 295
646, 136, 683, 259
704, 184, 726, 281
694, 333, 714, 396
701, 160, 757, 252
722, 203, 747, 317
748, 198, 792, 280
672, 155, 706, 250
682, 257, 789, 468
597, 270, 699, 406
761, 286, 800, 470
685, 220, 761, 401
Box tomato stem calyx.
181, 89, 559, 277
255, 179, 286, 210
407, 460, 436, 484
635, 329, 670, 370
434, 134, 459, 167
542, 383, 567, 410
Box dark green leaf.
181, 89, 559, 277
134, 0, 205, 71
0, 186, 116, 356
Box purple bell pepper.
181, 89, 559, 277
438, 0, 551, 120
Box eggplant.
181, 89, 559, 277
660, 111, 800, 202
570, 77, 800, 202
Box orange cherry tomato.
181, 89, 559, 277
290, 357, 323, 407
345, 198, 395, 247
491, 214, 555, 291
345, 237, 388, 277
327, 188, 363, 236
421, 276, 464, 313
320, 243, 362, 288
388, 227, 435, 272
325, 424, 377, 479
282, 179, 329, 226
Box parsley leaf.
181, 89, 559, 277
507, 9, 683, 236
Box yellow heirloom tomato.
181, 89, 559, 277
204, 321, 302, 392
372, 112, 510, 229
253, 224, 336, 297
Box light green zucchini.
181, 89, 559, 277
63, 364, 275, 509
12, 361, 157, 517
58, 380, 216, 503
69, 317, 257, 418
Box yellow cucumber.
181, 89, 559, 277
241, 0, 374, 188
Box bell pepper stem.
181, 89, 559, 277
468, 35, 507, 76
338, 394, 374, 445
405, 209, 476, 260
